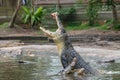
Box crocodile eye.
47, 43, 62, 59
62, 29, 66, 33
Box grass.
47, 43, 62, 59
98, 20, 113, 30
0, 22, 9, 29
39, 22, 97, 32
0, 22, 29, 30
1, 20, 119, 36
40, 22, 91, 32
36, 30, 43, 35
65, 22, 91, 31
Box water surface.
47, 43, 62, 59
0, 52, 120, 80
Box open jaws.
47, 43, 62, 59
40, 12, 64, 38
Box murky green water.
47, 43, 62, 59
0, 52, 120, 80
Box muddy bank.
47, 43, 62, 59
1, 39, 120, 51
0, 45, 120, 62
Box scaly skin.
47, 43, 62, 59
40, 12, 97, 75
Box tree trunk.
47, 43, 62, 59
112, 4, 118, 22
8, 0, 21, 28
111, 4, 118, 28
57, 0, 61, 9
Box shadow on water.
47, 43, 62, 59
0, 52, 120, 80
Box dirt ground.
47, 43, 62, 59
0, 27, 120, 36
0, 27, 38, 37
0, 27, 120, 50
68, 28, 120, 36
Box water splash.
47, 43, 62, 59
106, 71, 120, 75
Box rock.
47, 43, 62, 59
97, 59, 115, 64
18, 60, 25, 63
95, 41, 109, 46
0, 40, 24, 48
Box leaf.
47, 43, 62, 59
22, 6, 30, 14
36, 17, 41, 20
23, 14, 30, 23
34, 7, 43, 16
31, 16, 36, 25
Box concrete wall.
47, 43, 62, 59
0, 1, 120, 25
39, 3, 120, 26
41, 11, 120, 27
34, 0, 77, 5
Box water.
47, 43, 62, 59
0, 52, 120, 80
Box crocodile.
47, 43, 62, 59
40, 12, 97, 75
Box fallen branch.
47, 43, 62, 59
97, 59, 115, 63
58, 57, 85, 75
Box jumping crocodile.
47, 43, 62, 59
40, 12, 97, 75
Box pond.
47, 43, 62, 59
0, 50, 120, 80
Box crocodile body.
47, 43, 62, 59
40, 12, 96, 75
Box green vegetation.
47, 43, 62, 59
65, 22, 90, 30
0, 0, 120, 31
46, 21, 120, 31
105, 0, 119, 28
0, 22, 23, 30
98, 20, 120, 30
0, 22, 24, 33
22, 6, 46, 28
98, 20, 113, 30
46, 22, 91, 31
0, 22, 9, 29
45, 6, 76, 22
86, 0, 102, 26
58, 7, 76, 22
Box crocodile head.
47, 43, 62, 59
40, 12, 68, 54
